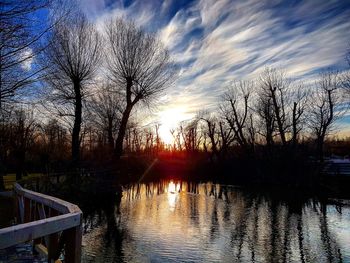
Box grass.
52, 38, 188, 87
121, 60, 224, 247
3, 173, 44, 190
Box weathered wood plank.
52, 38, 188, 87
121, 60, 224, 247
30, 200, 36, 222
24, 198, 31, 223
33, 203, 42, 246
35, 243, 48, 257
14, 192, 19, 224
0, 212, 81, 249
18, 195, 24, 223
38, 203, 46, 220
64, 225, 82, 263
38, 203, 50, 246
14, 183, 81, 214
47, 210, 60, 262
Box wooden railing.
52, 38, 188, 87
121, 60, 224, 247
0, 183, 82, 262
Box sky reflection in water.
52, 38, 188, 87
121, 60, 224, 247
82, 181, 350, 263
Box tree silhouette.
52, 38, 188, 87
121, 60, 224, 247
88, 82, 123, 150
259, 68, 290, 147
308, 73, 341, 161
105, 19, 175, 158
43, 15, 101, 166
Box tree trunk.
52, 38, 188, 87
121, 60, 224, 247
292, 102, 298, 150
271, 90, 286, 146
115, 104, 132, 159
317, 137, 324, 162
15, 150, 25, 180
72, 81, 82, 167
107, 118, 114, 149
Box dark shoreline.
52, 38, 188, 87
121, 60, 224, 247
5, 154, 350, 207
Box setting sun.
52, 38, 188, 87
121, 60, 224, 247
158, 108, 191, 145
168, 181, 180, 194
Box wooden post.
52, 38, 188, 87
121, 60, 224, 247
18, 196, 24, 223
14, 191, 19, 224
64, 224, 82, 263
47, 210, 59, 262
24, 198, 31, 223
33, 203, 42, 250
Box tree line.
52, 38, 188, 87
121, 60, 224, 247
0, 0, 350, 188
173, 69, 348, 161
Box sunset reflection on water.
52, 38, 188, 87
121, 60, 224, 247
82, 181, 350, 263
167, 181, 181, 211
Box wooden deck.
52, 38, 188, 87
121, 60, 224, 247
0, 183, 83, 263
0, 242, 47, 262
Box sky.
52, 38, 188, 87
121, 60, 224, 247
35, 0, 350, 140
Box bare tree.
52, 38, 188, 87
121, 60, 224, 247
0, 109, 12, 189
259, 68, 290, 146
170, 128, 182, 151
308, 72, 341, 161
0, 0, 50, 188
9, 108, 37, 180
342, 45, 350, 102
221, 81, 255, 152
179, 120, 201, 153
0, 0, 49, 110
198, 112, 220, 159
88, 82, 123, 149
289, 84, 308, 149
105, 18, 175, 158
255, 95, 275, 148
155, 124, 161, 153
37, 118, 69, 173
43, 15, 101, 166
218, 120, 235, 158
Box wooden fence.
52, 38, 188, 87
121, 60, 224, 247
0, 183, 82, 262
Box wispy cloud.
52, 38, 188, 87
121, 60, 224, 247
82, 0, 350, 124
20, 48, 34, 71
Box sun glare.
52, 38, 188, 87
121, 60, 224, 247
167, 181, 181, 211
158, 108, 190, 145
168, 181, 180, 194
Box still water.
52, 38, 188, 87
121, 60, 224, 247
81, 181, 350, 262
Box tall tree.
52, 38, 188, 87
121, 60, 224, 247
39, 119, 69, 172
9, 108, 37, 180
308, 73, 341, 161
105, 19, 175, 158
289, 84, 308, 149
342, 44, 350, 102
259, 68, 290, 146
88, 82, 123, 149
256, 95, 275, 148
43, 15, 101, 166
0, 0, 49, 189
221, 81, 255, 152
0, 109, 12, 189
200, 115, 219, 158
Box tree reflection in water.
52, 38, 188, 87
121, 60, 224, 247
81, 181, 349, 263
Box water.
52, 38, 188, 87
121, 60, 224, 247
81, 181, 350, 263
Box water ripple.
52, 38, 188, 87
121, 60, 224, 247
82, 181, 350, 263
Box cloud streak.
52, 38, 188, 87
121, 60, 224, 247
82, 0, 350, 125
